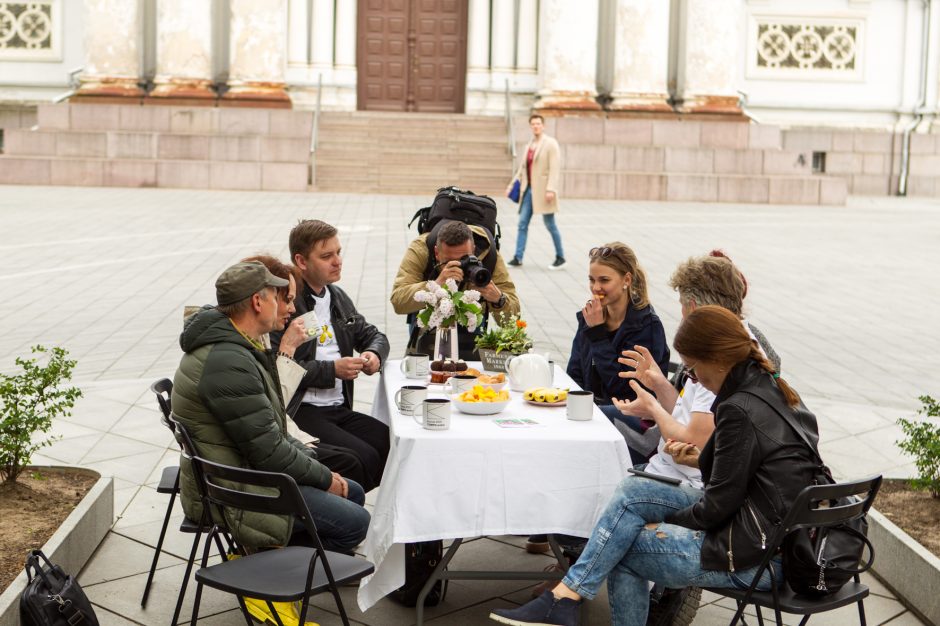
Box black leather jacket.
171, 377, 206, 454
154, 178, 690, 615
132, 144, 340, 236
271, 281, 390, 416
665, 360, 819, 572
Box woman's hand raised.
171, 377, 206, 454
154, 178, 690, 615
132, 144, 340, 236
278, 317, 307, 357
618, 345, 666, 389
582, 297, 605, 327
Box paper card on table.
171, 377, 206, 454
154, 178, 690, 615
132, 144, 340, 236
493, 417, 542, 428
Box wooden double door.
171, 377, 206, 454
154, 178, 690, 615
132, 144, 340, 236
357, 0, 468, 113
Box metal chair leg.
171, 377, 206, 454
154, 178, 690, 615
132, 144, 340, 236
235, 597, 255, 626
415, 539, 462, 626
140, 489, 177, 607
171, 529, 202, 626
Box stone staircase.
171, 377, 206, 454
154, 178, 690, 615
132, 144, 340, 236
0, 103, 312, 191
0, 103, 846, 204
516, 116, 847, 205
312, 111, 512, 196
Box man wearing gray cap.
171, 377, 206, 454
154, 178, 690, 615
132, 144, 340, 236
171, 261, 370, 553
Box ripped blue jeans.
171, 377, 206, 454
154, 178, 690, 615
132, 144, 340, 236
561, 476, 779, 626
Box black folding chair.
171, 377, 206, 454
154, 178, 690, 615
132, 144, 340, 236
163, 417, 234, 625
141, 379, 229, 623
188, 456, 375, 626
705, 475, 882, 626
140, 378, 181, 608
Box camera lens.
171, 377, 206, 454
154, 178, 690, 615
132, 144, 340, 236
467, 265, 491, 287
459, 255, 491, 287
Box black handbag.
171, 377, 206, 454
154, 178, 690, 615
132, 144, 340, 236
388, 540, 449, 607
20, 550, 99, 626
781, 465, 874, 596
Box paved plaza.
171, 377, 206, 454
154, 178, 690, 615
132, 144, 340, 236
1, 184, 938, 625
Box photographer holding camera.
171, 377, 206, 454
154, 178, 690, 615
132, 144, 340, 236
392, 220, 520, 359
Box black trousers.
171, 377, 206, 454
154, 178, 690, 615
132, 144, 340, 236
294, 404, 390, 492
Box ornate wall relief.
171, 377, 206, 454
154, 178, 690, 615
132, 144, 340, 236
747, 15, 864, 81
0, 0, 61, 60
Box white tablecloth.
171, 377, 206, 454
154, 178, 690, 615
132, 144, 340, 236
357, 360, 633, 611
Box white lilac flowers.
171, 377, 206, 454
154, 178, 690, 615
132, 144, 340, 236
414, 279, 483, 332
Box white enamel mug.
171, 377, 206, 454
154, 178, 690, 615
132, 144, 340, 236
414, 398, 451, 430
400, 353, 430, 379
449, 374, 478, 395
394, 385, 428, 416
566, 390, 594, 421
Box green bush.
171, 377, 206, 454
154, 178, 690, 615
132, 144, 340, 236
0, 346, 82, 483
897, 394, 940, 498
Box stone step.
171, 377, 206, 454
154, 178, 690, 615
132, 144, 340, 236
36, 103, 313, 137
0, 155, 307, 191
315, 128, 506, 144
4, 129, 308, 163
319, 110, 504, 125
315, 142, 508, 159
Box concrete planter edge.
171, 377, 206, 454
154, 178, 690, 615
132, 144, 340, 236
869, 507, 940, 626
0, 467, 114, 626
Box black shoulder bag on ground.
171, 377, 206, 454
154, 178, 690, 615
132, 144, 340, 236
20, 550, 99, 626
741, 390, 874, 597
388, 540, 449, 607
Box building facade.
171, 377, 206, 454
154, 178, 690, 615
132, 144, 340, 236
0, 0, 937, 130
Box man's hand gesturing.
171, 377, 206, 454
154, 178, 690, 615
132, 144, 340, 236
334, 356, 365, 380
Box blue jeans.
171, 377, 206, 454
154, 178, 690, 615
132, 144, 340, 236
296, 479, 370, 553
561, 476, 779, 626
514, 188, 564, 260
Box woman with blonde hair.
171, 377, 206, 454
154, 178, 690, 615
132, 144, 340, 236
566, 242, 670, 420
492, 306, 820, 626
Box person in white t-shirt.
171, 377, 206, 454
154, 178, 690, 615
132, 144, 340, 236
612, 252, 779, 488
270, 220, 391, 493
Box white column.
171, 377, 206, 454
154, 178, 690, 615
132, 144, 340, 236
467, 0, 491, 71
490, 0, 515, 71
606, 0, 671, 111
311, 0, 335, 68
516, 0, 538, 71
225, 0, 290, 107
75, 0, 144, 101
149, 0, 214, 102
287, 0, 308, 65
676, 0, 743, 114
535, 0, 601, 110
334, 0, 357, 69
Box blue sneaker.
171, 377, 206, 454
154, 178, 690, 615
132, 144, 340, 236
490, 590, 581, 626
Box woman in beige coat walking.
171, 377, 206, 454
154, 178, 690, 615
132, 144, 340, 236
506, 113, 566, 269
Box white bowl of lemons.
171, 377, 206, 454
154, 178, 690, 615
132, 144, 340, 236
452, 385, 511, 415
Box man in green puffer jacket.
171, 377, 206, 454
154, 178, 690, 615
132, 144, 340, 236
172, 261, 370, 551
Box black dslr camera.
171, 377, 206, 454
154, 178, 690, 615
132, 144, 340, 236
459, 254, 491, 287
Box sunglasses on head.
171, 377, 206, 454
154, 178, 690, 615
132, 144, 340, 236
590, 246, 615, 259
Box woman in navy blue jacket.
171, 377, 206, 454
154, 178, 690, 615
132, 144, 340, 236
567, 243, 670, 424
